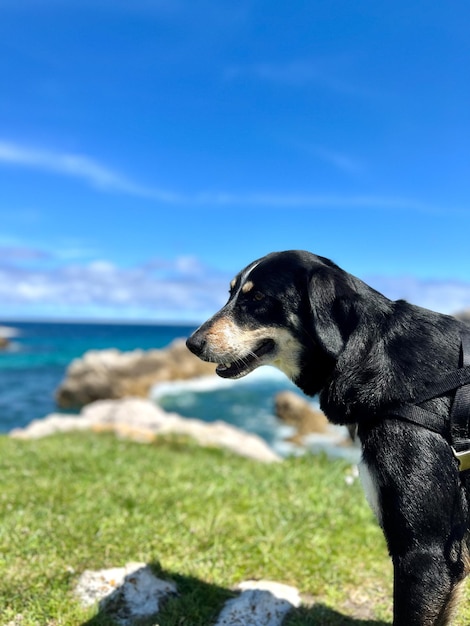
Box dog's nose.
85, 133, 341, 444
186, 332, 206, 357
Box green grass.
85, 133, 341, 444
0, 433, 469, 625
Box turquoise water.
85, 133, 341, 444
0, 321, 197, 432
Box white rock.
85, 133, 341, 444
81, 397, 167, 428
9, 414, 91, 439
214, 579, 301, 626
10, 397, 281, 462
75, 562, 177, 625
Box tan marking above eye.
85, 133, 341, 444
230, 279, 236, 290
241, 280, 254, 293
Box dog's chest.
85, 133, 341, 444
357, 439, 383, 525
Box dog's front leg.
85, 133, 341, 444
359, 422, 469, 625
392, 547, 465, 625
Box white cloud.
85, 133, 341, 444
173, 255, 208, 277
0, 256, 230, 321
297, 143, 365, 175
226, 60, 325, 85
0, 139, 463, 215
0, 0, 182, 13
190, 191, 450, 214
1, 246, 470, 321
367, 275, 470, 315
0, 245, 51, 262
313, 149, 363, 175
0, 141, 180, 202
225, 58, 373, 97
55, 246, 101, 261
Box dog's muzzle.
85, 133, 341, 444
186, 330, 276, 380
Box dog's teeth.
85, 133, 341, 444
225, 363, 231, 368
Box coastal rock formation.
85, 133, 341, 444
10, 397, 281, 463
0, 325, 14, 349
275, 391, 329, 443
55, 339, 216, 409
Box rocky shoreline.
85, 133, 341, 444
10, 396, 281, 463
55, 339, 216, 409
11, 339, 356, 462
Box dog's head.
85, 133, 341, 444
186, 250, 363, 392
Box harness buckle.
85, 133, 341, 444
452, 448, 470, 473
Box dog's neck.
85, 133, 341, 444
296, 298, 463, 427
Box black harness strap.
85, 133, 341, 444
404, 363, 470, 406
450, 332, 470, 453
387, 404, 447, 436
385, 331, 470, 472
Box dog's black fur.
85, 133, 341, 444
186, 250, 470, 625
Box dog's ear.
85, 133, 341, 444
308, 266, 359, 358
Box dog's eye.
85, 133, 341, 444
253, 292, 265, 301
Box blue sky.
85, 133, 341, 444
0, 1, 469, 322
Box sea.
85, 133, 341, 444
0, 321, 356, 460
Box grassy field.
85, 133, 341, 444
1, 432, 469, 625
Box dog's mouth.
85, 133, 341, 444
215, 339, 276, 379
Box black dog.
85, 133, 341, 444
186, 250, 470, 625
